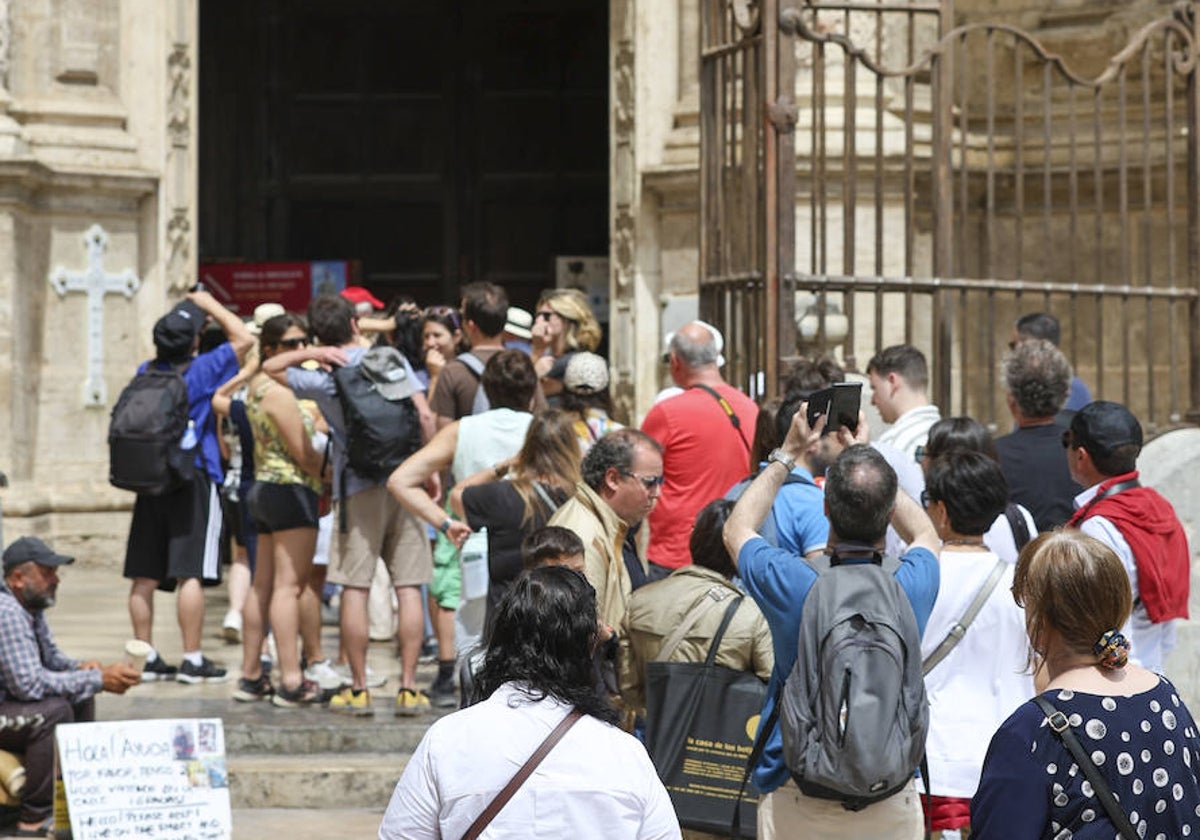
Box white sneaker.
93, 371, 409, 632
331, 661, 386, 689
304, 659, 350, 691
222, 609, 242, 644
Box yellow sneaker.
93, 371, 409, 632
395, 688, 431, 717
329, 687, 373, 716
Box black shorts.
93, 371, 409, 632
124, 472, 225, 590
247, 482, 319, 534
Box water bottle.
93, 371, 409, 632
180, 419, 198, 451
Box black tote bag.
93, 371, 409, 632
643, 595, 767, 837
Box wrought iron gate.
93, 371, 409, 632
700, 0, 1200, 430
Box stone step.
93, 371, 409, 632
223, 715, 430, 756
228, 752, 408, 810
231, 808, 386, 840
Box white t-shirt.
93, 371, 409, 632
379, 683, 681, 840
921, 549, 1034, 799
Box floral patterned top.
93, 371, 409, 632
972, 677, 1200, 840
245, 377, 322, 493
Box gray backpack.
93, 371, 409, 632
778, 549, 929, 809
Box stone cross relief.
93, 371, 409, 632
49, 224, 141, 407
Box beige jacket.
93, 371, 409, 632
618, 565, 774, 714
547, 481, 631, 630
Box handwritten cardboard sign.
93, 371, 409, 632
56, 718, 231, 840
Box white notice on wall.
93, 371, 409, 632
56, 718, 231, 840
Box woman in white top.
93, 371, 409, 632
379, 566, 681, 840
919, 452, 1034, 837
921, 417, 1037, 562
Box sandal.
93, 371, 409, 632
271, 677, 321, 708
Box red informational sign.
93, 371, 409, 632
197, 261, 352, 315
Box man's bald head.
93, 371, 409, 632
670, 322, 719, 370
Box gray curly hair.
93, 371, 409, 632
1003, 338, 1072, 419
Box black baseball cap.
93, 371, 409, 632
153, 299, 206, 361
3, 536, 76, 572
1069, 400, 1143, 457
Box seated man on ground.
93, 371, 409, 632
0, 538, 141, 837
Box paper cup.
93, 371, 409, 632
124, 639, 152, 673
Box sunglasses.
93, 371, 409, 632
535, 310, 557, 322
621, 471, 665, 491
278, 337, 309, 349
425, 306, 461, 329
919, 489, 934, 507
1061, 430, 1075, 449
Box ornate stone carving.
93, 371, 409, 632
614, 211, 635, 283
613, 44, 635, 137
49, 225, 141, 406
166, 208, 190, 291
168, 42, 190, 148
0, 0, 9, 89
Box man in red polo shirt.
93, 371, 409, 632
641, 322, 758, 579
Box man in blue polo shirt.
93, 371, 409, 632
724, 408, 940, 840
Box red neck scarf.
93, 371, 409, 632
1068, 471, 1190, 622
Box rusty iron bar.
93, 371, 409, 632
788, 272, 1199, 299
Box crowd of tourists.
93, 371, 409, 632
0, 284, 1197, 840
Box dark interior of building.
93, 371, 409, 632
198, 0, 609, 311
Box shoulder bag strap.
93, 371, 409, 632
688, 384, 751, 452
532, 481, 561, 514
922, 558, 1008, 675
1004, 503, 1032, 551
654, 585, 729, 663
1032, 695, 1139, 840
702, 595, 744, 666
461, 708, 584, 840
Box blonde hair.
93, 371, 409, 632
1012, 530, 1133, 668
538, 288, 601, 352
511, 409, 582, 526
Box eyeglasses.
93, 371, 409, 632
278, 337, 309, 349
621, 471, 665, 492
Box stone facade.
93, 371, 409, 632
0, 0, 197, 559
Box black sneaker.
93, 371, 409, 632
428, 675, 457, 709
177, 656, 229, 684
142, 657, 178, 682
232, 674, 273, 702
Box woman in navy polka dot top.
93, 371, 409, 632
972, 530, 1200, 839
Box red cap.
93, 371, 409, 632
340, 286, 384, 310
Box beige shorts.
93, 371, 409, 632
757, 778, 924, 840
330, 484, 432, 588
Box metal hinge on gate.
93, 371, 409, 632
768, 97, 799, 134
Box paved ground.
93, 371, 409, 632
44, 564, 437, 838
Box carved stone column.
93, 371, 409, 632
610, 0, 638, 423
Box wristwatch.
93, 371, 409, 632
439, 518, 453, 535
767, 448, 796, 471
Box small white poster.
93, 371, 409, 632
56, 718, 231, 840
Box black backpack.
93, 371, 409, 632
108, 363, 195, 495
332, 346, 422, 483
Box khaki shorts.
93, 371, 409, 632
758, 778, 924, 840
330, 484, 432, 588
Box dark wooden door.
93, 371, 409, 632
198, 0, 608, 310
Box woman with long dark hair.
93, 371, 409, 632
232, 314, 328, 707
379, 566, 681, 840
